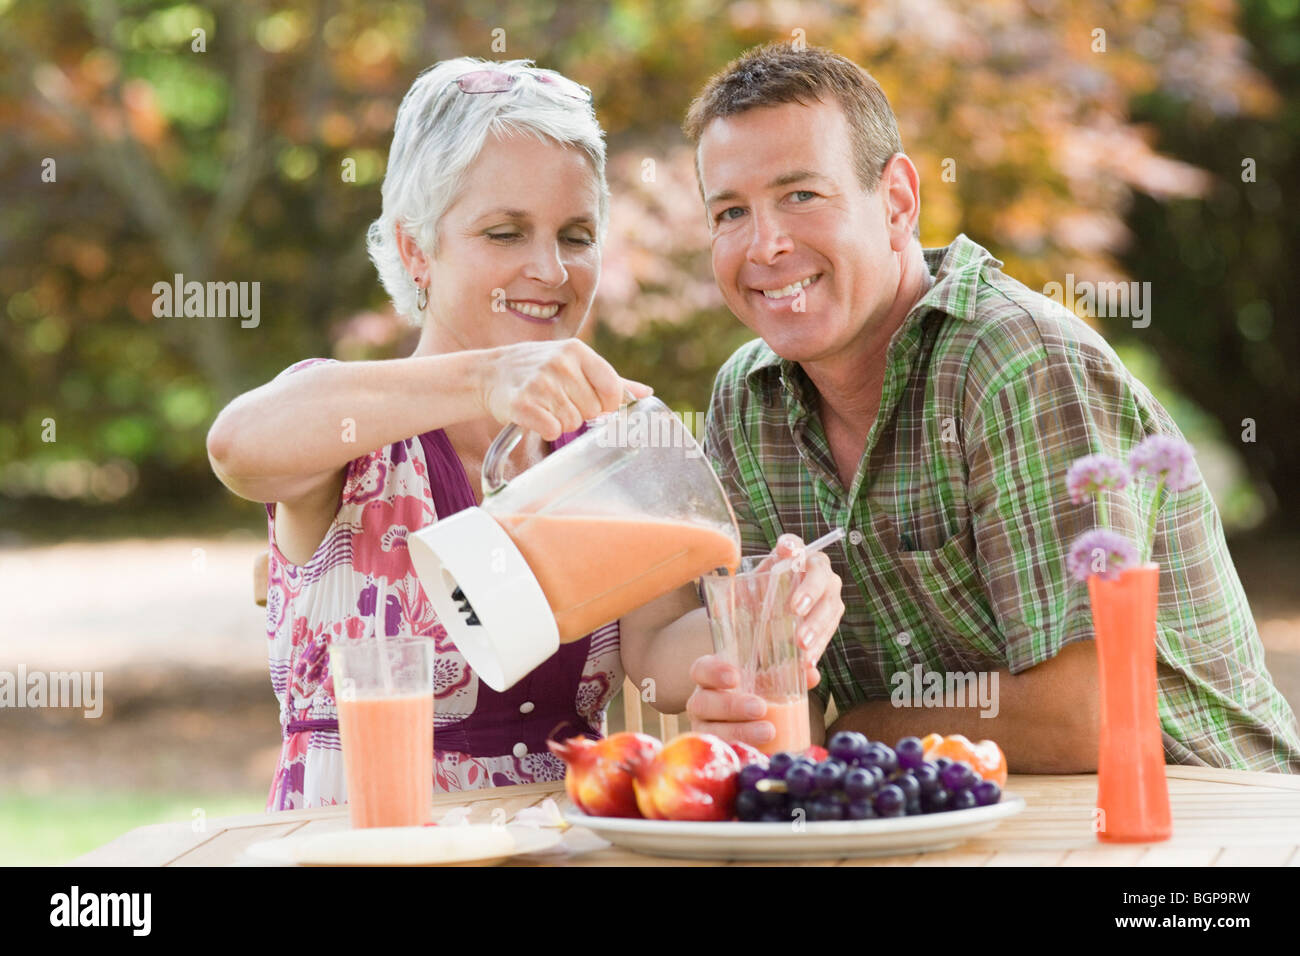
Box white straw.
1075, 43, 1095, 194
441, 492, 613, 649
374, 580, 394, 694
755, 527, 848, 694
769, 527, 848, 575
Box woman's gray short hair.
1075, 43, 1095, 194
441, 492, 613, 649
367, 57, 610, 326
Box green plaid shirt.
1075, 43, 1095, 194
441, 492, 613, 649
703, 233, 1300, 774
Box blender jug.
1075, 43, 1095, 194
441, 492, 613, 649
409, 397, 741, 690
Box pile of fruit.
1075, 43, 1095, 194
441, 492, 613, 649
548, 729, 1006, 824
736, 731, 1005, 822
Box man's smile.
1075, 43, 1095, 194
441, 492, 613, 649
752, 272, 822, 304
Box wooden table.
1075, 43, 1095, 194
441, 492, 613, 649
71, 766, 1300, 866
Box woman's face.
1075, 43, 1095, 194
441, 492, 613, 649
421, 130, 602, 351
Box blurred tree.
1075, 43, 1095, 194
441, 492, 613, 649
0, 0, 1287, 526
1117, 0, 1300, 528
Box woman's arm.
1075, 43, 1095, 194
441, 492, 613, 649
207, 350, 488, 505
619, 583, 713, 716
207, 338, 652, 506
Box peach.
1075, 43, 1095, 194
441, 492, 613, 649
730, 740, 769, 768
548, 732, 662, 818
633, 732, 741, 822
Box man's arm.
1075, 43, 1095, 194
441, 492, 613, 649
828, 640, 1100, 772
917, 309, 1154, 770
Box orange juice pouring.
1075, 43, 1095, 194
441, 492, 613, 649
330, 635, 434, 828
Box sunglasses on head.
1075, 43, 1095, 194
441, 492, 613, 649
454, 68, 592, 102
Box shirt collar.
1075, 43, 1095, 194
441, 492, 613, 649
743, 233, 1002, 400
911, 232, 1001, 325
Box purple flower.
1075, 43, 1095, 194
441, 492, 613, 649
1067, 530, 1139, 582
1065, 454, 1129, 503
1129, 435, 1198, 492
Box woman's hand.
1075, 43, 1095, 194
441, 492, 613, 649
685, 533, 845, 747
753, 533, 844, 683
479, 339, 653, 441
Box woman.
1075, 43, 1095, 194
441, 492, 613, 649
207, 58, 843, 810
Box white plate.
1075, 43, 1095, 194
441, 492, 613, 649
564, 794, 1025, 861
244, 823, 562, 867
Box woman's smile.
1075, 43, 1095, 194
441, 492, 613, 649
505, 299, 566, 324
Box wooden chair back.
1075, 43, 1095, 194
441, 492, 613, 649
621, 677, 682, 741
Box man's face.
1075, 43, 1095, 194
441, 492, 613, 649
698, 98, 900, 363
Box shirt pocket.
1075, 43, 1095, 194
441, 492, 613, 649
891, 523, 1006, 672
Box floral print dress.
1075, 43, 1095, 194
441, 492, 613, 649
263, 358, 623, 810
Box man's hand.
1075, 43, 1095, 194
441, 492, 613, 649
685, 533, 844, 747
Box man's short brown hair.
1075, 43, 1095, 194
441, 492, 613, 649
683, 43, 904, 194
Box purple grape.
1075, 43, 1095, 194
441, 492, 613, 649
759, 809, 788, 822
906, 798, 923, 816
813, 759, 847, 792
873, 783, 906, 817
913, 762, 941, 795
892, 771, 921, 802
867, 765, 886, 786
846, 798, 877, 820
874, 745, 899, 776
922, 787, 951, 814
843, 767, 878, 800
828, 731, 870, 764
895, 736, 925, 770
768, 751, 797, 778
735, 790, 763, 820
951, 789, 978, 811
737, 763, 768, 791
785, 763, 816, 797
933, 756, 954, 772
940, 760, 976, 793
862, 745, 899, 777
973, 780, 1002, 806
759, 787, 787, 809
809, 795, 844, 821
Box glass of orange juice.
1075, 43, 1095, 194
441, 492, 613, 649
702, 564, 810, 756
330, 637, 435, 828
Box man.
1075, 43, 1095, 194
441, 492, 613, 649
671, 42, 1300, 773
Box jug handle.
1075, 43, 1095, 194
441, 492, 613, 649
480, 388, 640, 499
481, 422, 525, 499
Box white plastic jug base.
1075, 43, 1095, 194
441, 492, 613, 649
408, 507, 559, 692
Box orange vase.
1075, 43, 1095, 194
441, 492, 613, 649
1087, 563, 1172, 843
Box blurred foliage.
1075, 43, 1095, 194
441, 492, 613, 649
0, 0, 1294, 529
1115, 0, 1300, 531
0, 788, 263, 864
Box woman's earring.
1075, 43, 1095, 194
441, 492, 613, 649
415, 282, 428, 311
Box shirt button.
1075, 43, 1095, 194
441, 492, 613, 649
519, 701, 535, 714
512, 742, 528, 759
848, 529, 864, 546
